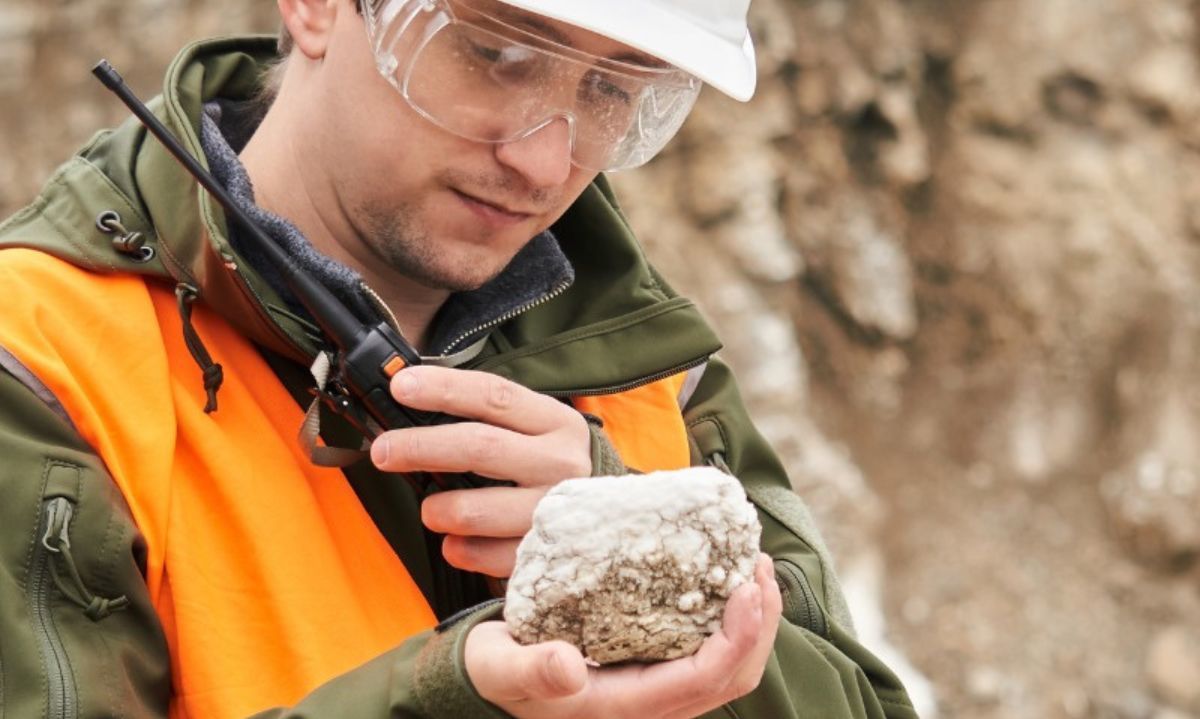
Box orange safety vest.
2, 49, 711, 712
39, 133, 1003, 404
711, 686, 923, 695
0, 249, 691, 718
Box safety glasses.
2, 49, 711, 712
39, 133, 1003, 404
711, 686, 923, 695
363, 0, 701, 171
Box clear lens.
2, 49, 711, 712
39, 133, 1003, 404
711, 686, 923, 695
366, 0, 700, 171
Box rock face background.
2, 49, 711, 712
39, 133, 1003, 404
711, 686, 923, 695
4, 1, 1200, 717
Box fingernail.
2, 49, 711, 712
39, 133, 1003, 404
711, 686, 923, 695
371, 440, 389, 467
395, 371, 418, 399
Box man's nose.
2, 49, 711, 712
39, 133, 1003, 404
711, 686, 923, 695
494, 118, 573, 189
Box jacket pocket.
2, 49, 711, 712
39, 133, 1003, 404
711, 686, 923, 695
774, 558, 828, 637
29, 461, 131, 719
694, 420, 832, 637
30, 463, 82, 719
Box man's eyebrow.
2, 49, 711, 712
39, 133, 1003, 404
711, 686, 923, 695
492, 6, 668, 68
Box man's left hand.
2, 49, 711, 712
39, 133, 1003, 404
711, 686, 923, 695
369, 365, 592, 577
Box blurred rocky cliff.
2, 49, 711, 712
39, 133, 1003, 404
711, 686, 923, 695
613, 0, 1200, 716
4, 1, 1200, 717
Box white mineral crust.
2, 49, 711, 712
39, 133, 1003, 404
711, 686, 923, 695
504, 467, 762, 664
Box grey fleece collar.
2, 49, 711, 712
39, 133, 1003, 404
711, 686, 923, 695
197, 100, 575, 359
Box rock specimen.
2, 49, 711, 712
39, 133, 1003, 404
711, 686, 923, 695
504, 467, 762, 664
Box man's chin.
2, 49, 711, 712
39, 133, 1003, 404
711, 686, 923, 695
366, 222, 528, 293
403, 261, 506, 294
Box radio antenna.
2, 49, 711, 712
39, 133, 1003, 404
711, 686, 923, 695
91, 59, 365, 351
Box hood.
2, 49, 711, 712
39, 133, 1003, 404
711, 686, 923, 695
0, 36, 721, 395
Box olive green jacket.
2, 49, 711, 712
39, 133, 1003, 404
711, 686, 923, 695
0, 37, 917, 719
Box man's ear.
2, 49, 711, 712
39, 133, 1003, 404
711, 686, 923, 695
277, 0, 340, 59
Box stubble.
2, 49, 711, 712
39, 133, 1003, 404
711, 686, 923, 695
355, 199, 499, 292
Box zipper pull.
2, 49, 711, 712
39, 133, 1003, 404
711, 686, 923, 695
40, 497, 130, 621
41, 497, 73, 553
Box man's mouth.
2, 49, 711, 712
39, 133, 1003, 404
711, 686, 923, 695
451, 189, 535, 223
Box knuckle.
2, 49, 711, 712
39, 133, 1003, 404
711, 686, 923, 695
466, 428, 503, 465
486, 376, 517, 412
436, 377, 458, 407
535, 651, 565, 694
446, 495, 485, 529
551, 448, 590, 480
519, 661, 546, 694
521, 648, 569, 697
559, 429, 593, 477
571, 441, 593, 476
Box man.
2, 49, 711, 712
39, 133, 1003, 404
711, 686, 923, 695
0, 0, 917, 716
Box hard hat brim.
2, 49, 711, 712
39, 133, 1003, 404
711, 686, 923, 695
495, 0, 757, 102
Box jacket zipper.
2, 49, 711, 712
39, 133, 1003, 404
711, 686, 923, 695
247, 269, 694, 399
775, 559, 828, 637
540, 354, 711, 399
359, 281, 407, 338
32, 497, 80, 719
440, 278, 574, 355
708, 453, 830, 638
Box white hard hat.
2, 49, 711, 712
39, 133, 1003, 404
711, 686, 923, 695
496, 0, 757, 101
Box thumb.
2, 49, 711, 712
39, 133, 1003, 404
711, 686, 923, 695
518, 642, 589, 701
466, 623, 588, 703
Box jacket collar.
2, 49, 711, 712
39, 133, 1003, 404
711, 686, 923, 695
1, 36, 723, 394
197, 99, 575, 360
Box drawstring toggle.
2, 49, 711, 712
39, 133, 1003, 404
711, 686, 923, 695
174, 283, 224, 413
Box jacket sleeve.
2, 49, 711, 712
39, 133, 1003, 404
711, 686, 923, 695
0, 366, 507, 719
681, 358, 918, 719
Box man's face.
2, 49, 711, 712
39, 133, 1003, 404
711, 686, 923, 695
300, 0, 659, 292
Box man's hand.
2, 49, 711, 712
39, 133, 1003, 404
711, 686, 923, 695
369, 365, 592, 577
465, 554, 783, 719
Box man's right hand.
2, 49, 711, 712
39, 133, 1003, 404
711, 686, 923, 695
464, 554, 783, 719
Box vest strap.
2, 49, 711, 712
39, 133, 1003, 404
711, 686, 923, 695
299, 351, 370, 467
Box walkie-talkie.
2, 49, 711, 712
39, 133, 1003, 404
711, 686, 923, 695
92, 60, 489, 494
